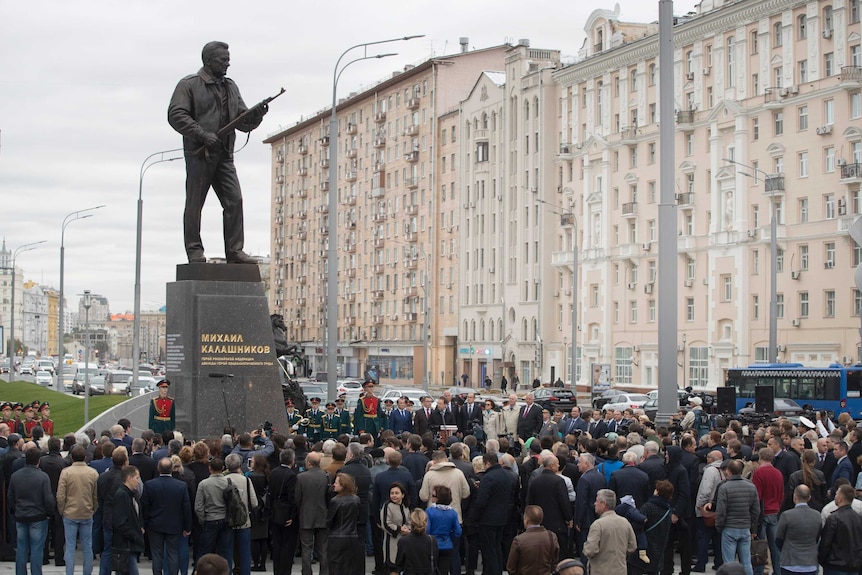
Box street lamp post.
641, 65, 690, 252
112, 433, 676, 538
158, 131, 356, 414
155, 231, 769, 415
326, 35, 423, 402
83, 290, 92, 424
58, 206, 105, 389
724, 158, 779, 363
133, 148, 183, 392
7, 241, 46, 375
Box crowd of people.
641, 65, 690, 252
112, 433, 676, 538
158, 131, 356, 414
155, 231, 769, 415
3, 381, 862, 575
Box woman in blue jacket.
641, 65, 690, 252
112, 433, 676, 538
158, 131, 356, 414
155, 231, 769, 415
425, 485, 462, 575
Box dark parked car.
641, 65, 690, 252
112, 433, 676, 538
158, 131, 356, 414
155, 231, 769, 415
592, 388, 621, 411
533, 387, 577, 413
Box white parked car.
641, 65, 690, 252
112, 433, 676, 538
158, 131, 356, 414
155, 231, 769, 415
601, 392, 650, 413
35, 371, 53, 387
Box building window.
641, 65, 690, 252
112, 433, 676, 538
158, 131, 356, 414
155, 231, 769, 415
799, 152, 809, 177
826, 147, 836, 173
753, 294, 760, 320
800, 244, 809, 270
826, 241, 836, 267
777, 293, 785, 318
800, 291, 810, 318
686, 132, 695, 154
686, 297, 695, 321
774, 111, 784, 135
630, 68, 637, 93
799, 59, 808, 83
825, 290, 836, 317
690, 347, 709, 386
824, 6, 834, 31
649, 63, 657, 85
826, 194, 836, 219
649, 299, 656, 322
727, 36, 735, 86
855, 289, 862, 316
773, 21, 783, 47
853, 0, 860, 24
615, 347, 633, 385
853, 45, 862, 67
752, 73, 760, 95
752, 118, 759, 141
799, 197, 809, 223
798, 14, 807, 39
753, 249, 760, 274
751, 30, 759, 54
825, 100, 835, 125
722, 274, 732, 301
851, 92, 862, 119
648, 142, 656, 164
630, 301, 638, 323
798, 105, 808, 131
825, 53, 834, 77
707, 87, 714, 108
774, 66, 783, 89
706, 44, 713, 67
686, 50, 694, 74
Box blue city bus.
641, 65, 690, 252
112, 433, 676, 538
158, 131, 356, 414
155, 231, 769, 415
724, 363, 862, 417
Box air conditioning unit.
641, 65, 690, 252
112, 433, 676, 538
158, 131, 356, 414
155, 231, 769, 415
825, 261, 835, 269
684, 279, 694, 287
702, 67, 711, 76
838, 158, 847, 166
791, 270, 801, 280
791, 318, 801, 327
779, 88, 789, 97
823, 29, 833, 39
777, 345, 787, 352
644, 283, 654, 294
686, 72, 695, 81
627, 282, 636, 290
642, 242, 651, 251
816, 125, 833, 135
747, 229, 758, 239
788, 85, 799, 95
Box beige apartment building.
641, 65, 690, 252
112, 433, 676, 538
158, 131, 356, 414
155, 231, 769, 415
553, 0, 862, 390
264, 44, 508, 386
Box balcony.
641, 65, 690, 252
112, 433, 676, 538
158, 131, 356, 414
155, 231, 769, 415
405, 150, 419, 162
319, 204, 329, 214
320, 158, 329, 169
372, 314, 384, 324
346, 123, 358, 135
838, 215, 857, 234
560, 213, 575, 227
374, 110, 386, 123
763, 88, 783, 109
297, 230, 307, 240
620, 126, 638, 142
407, 96, 420, 110
403, 124, 419, 137
297, 211, 307, 220
406, 312, 418, 322
344, 241, 356, 253
298, 144, 308, 155
764, 175, 785, 192
618, 243, 638, 257
551, 250, 575, 271
276, 152, 284, 164
319, 226, 329, 236
297, 188, 308, 198
474, 129, 488, 139
297, 167, 308, 177
373, 135, 386, 148
297, 275, 307, 285
405, 204, 419, 216
403, 286, 418, 297
373, 211, 387, 223
559, 143, 574, 156
319, 136, 330, 147
373, 236, 385, 248
342, 195, 357, 206
346, 148, 357, 159
346, 269, 356, 279
372, 265, 384, 275
345, 170, 357, 182
622, 202, 638, 217
840, 162, 862, 181
297, 252, 307, 261
297, 298, 306, 307
321, 180, 330, 191
372, 289, 384, 299
840, 66, 862, 88
373, 161, 385, 172
371, 187, 385, 198
406, 177, 418, 189
676, 192, 694, 206
404, 258, 418, 269
405, 231, 418, 242
275, 175, 285, 184
345, 316, 356, 326
676, 110, 696, 125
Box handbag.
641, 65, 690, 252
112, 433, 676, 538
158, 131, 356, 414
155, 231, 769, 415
750, 538, 769, 567
112, 548, 131, 573
700, 504, 716, 528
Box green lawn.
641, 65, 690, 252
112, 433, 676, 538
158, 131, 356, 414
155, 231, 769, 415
1, 380, 127, 436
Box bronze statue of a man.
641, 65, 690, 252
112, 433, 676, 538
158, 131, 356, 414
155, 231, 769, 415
168, 41, 267, 264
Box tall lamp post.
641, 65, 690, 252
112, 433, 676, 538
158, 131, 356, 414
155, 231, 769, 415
82, 290, 92, 424
532, 192, 579, 391
724, 158, 779, 363
7, 241, 46, 375
57, 206, 105, 389
326, 35, 423, 401
133, 148, 183, 392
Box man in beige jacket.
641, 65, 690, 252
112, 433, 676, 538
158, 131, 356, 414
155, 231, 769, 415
56, 445, 99, 575
582, 489, 636, 575
419, 450, 471, 524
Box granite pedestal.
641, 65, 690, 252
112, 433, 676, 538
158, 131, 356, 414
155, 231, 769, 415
166, 263, 288, 439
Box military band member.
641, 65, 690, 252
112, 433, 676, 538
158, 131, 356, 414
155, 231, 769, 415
21, 403, 40, 441
303, 397, 323, 442
39, 402, 54, 436
148, 379, 176, 434
285, 399, 303, 433
335, 395, 352, 435
321, 402, 341, 440
353, 380, 384, 437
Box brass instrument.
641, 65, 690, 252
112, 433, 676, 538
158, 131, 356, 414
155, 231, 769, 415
297, 417, 310, 427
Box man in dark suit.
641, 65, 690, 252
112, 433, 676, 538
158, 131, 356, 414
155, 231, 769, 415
430, 397, 457, 430
294, 451, 328, 575
271, 448, 300, 575
517, 393, 544, 441
561, 406, 589, 438
816, 437, 837, 485
831, 440, 854, 493
414, 396, 433, 437
141, 457, 192, 575
458, 392, 483, 435
527, 454, 574, 559
847, 428, 862, 479
574, 453, 606, 558
586, 409, 607, 439
388, 397, 414, 435
129, 438, 157, 483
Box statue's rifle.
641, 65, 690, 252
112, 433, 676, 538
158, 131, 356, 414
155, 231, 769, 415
193, 87, 286, 158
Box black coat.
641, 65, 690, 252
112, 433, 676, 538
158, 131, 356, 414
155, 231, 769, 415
517, 404, 543, 440
527, 469, 573, 533
112, 485, 145, 554
665, 447, 692, 518
575, 467, 606, 531
587, 420, 607, 439
413, 408, 432, 437
141, 475, 192, 535
39, 451, 68, 494
819, 504, 862, 571
339, 460, 372, 525
471, 464, 513, 526
429, 408, 456, 430
816, 451, 837, 486
608, 464, 651, 509
129, 453, 158, 483
638, 454, 668, 492
458, 402, 483, 434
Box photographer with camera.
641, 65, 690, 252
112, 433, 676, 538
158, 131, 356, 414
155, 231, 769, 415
230, 429, 274, 473
681, 396, 712, 439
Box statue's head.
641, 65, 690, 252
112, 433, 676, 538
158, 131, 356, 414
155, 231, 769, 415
202, 41, 230, 77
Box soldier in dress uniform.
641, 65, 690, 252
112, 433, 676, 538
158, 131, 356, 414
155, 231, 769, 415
148, 379, 176, 434
353, 380, 384, 438
0, 402, 15, 428
10, 402, 24, 434
320, 402, 341, 440
21, 403, 41, 441
334, 395, 352, 435
303, 397, 323, 443
381, 398, 394, 431
285, 399, 303, 433
38, 402, 54, 437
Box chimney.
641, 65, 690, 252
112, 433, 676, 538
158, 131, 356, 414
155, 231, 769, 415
459, 37, 469, 53
518, 39, 531, 47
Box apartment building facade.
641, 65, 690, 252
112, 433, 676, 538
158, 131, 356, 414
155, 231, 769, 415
553, 0, 862, 390
265, 45, 508, 386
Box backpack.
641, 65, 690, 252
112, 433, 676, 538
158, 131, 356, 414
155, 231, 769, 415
695, 409, 712, 439
224, 477, 250, 528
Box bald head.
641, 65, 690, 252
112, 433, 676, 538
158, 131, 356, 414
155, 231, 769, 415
305, 451, 321, 468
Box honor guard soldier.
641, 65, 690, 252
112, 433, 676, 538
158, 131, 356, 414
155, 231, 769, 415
21, 403, 40, 441
303, 397, 323, 442
285, 399, 302, 433
353, 380, 384, 437
11, 402, 24, 434
0, 402, 15, 428
335, 395, 352, 435
38, 402, 54, 436
321, 402, 341, 440
148, 379, 176, 434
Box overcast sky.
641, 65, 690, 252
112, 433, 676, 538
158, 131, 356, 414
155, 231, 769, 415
0, 0, 698, 314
